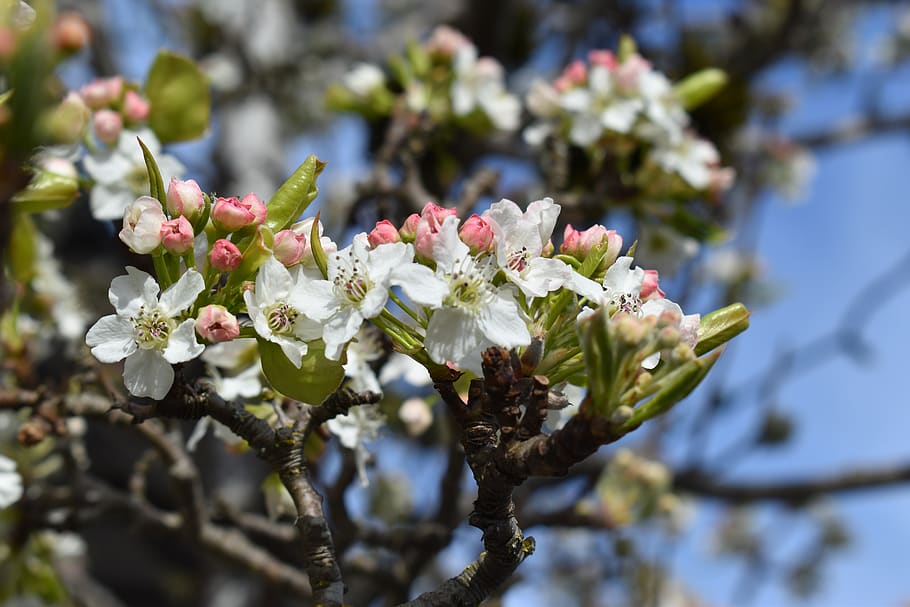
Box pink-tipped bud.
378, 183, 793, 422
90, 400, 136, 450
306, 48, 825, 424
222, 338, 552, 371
399, 214, 420, 243
210, 238, 242, 271
79, 76, 123, 109
459, 214, 495, 255
93, 109, 122, 145
195, 305, 240, 343
368, 220, 401, 248
240, 193, 267, 226
166, 178, 205, 222
561, 224, 623, 270
123, 90, 150, 122
160, 215, 195, 255
52, 12, 91, 53
588, 49, 617, 70
415, 202, 457, 261
273, 229, 307, 266
554, 59, 587, 91
615, 54, 651, 91
640, 270, 665, 301
212, 196, 256, 232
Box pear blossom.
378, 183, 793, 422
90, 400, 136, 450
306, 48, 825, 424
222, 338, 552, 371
367, 220, 401, 248
601, 256, 645, 315
119, 196, 166, 254
123, 90, 151, 122
451, 46, 520, 131
484, 198, 602, 300
93, 109, 123, 145
166, 178, 205, 221
290, 217, 337, 271
640, 298, 700, 369
558, 63, 644, 147
343, 63, 386, 97
326, 405, 385, 486
85, 268, 206, 399
0, 454, 23, 509
83, 128, 184, 220
243, 257, 324, 367
422, 216, 530, 373
195, 305, 240, 343
160, 216, 195, 255
210, 239, 242, 272
651, 134, 720, 189
295, 236, 440, 361
272, 229, 307, 266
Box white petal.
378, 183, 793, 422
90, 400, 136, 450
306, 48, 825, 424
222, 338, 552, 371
159, 270, 205, 316
274, 335, 307, 368
367, 242, 412, 282
432, 216, 469, 271
290, 277, 337, 321
109, 266, 159, 316
559, 88, 591, 112
569, 113, 603, 147
588, 65, 612, 95
90, 184, 133, 220
523, 122, 553, 147
391, 264, 446, 308
425, 308, 483, 365
358, 286, 389, 319
323, 308, 364, 359
680, 313, 700, 348
514, 257, 571, 297
244, 290, 272, 340
641, 298, 683, 321
478, 290, 530, 349
85, 315, 137, 363
293, 315, 325, 342
0, 454, 23, 509
123, 349, 175, 400
256, 257, 291, 304
526, 197, 560, 244
163, 319, 205, 363
642, 352, 660, 369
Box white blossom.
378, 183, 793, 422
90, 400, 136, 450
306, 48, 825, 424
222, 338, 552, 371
451, 46, 520, 131
83, 128, 184, 220
85, 268, 205, 399
326, 405, 385, 486
0, 454, 23, 509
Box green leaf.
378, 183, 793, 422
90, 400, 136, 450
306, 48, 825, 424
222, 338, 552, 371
622, 349, 722, 431
258, 338, 345, 404
674, 68, 728, 110
695, 302, 750, 356
8, 212, 37, 282
578, 307, 617, 415
146, 50, 211, 143
617, 34, 638, 62
137, 136, 167, 208
11, 168, 79, 213
265, 155, 325, 232
309, 211, 329, 278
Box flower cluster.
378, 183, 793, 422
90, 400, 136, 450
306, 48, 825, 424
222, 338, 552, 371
328, 25, 520, 133
524, 49, 733, 195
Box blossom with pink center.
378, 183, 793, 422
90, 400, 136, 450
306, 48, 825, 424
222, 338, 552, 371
195, 305, 240, 343
210, 239, 242, 271
273, 229, 307, 266
414, 202, 457, 261
160, 216, 195, 255
119, 196, 165, 254
368, 220, 401, 247
93, 109, 122, 145
459, 214, 495, 255
123, 90, 151, 122
166, 178, 205, 222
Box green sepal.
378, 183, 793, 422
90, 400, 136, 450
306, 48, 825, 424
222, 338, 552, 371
694, 302, 750, 356
146, 50, 211, 143
11, 168, 79, 213
257, 338, 345, 405
553, 254, 582, 269
674, 68, 728, 110
8, 212, 37, 282
621, 349, 722, 432
406, 39, 430, 78
309, 211, 329, 278
137, 136, 166, 208
265, 155, 325, 232
191, 193, 212, 234
225, 225, 274, 291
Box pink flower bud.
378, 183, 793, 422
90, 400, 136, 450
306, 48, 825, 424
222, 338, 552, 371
368, 220, 401, 247
399, 214, 420, 243
195, 305, 240, 343
120, 196, 165, 254
210, 238, 242, 271
273, 229, 307, 266
240, 193, 267, 226
554, 59, 587, 91
93, 109, 122, 145
615, 55, 651, 91
290, 217, 337, 269
79, 77, 123, 109
212, 196, 256, 232
52, 12, 91, 53
123, 90, 150, 122
459, 214, 494, 254
640, 270, 665, 301
561, 224, 623, 269
588, 49, 617, 70
160, 215, 195, 255
166, 178, 205, 222
415, 202, 457, 261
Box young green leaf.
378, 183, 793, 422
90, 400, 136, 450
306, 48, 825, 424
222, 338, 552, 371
265, 155, 325, 232
137, 137, 166, 208
258, 338, 345, 405
146, 50, 211, 143
695, 303, 750, 356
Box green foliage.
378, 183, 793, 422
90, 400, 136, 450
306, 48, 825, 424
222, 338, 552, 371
695, 302, 751, 356
265, 155, 325, 232
674, 68, 728, 110
145, 50, 211, 143
11, 166, 79, 213
257, 338, 345, 405
138, 136, 167, 208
